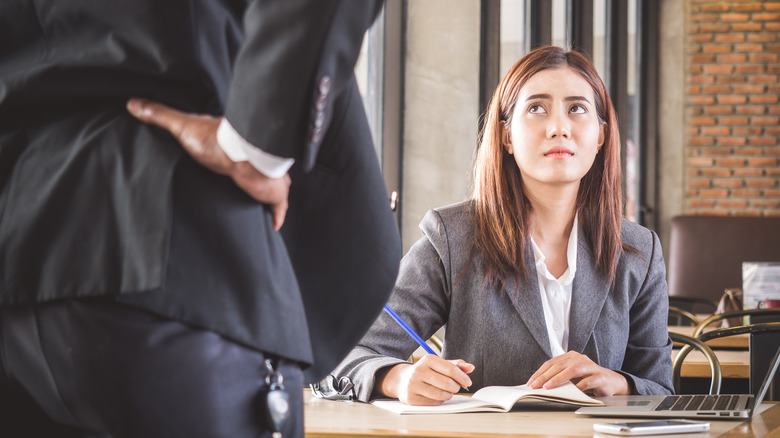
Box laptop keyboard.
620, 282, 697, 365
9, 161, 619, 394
655, 395, 741, 411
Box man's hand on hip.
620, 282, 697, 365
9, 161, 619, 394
127, 98, 290, 230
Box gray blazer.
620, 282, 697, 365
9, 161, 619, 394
333, 200, 674, 401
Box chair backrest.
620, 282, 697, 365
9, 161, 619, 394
668, 215, 780, 304
670, 332, 722, 395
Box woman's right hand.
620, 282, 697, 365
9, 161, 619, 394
375, 355, 474, 405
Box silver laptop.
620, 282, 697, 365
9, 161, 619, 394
576, 347, 780, 420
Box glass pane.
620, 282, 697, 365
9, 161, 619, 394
551, 0, 566, 48
592, 0, 607, 85
499, 0, 526, 77
625, 0, 641, 222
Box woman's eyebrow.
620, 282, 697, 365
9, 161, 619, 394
525, 93, 591, 104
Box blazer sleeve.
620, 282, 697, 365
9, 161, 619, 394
621, 231, 675, 395
331, 210, 453, 402
224, 0, 383, 171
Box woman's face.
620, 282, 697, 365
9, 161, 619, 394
506, 67, 605, 190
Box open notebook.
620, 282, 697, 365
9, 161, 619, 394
371, 381, 604, 414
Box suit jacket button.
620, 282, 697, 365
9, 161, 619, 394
318, 76, 331, 95
310, 127, 323, 143
314, 111, 325, 128
315, 94, 328, 111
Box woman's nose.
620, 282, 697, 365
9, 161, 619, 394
546, 109, 571, 139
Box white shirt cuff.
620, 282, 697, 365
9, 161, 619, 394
217, 119, 294, 178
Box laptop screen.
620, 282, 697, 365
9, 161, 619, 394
750, 347, 780, 415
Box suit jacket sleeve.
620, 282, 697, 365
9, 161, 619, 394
620, 231, 675, 395
224, 0, 383, 172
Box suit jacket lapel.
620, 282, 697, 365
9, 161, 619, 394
506, 245, 552, 358
568, 234, 611, 354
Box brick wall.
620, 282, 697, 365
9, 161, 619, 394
686, 0, 780, 217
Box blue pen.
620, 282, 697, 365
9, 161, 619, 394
383, 304, 437, 355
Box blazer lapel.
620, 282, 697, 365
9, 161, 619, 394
507, 246, 552, 357
568, 234, 612, 354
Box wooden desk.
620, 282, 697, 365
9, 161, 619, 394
673, 349, 750, 379
668, 326, 749, 349
303, 391, 780, 437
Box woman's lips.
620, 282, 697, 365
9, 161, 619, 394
544, 147, 574, 157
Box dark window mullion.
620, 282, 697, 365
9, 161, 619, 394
527, 0, 552, 50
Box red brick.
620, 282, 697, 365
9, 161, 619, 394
735, 43, 765, 52
753, 12, 780, 21
715, 158, 747, 167
691, 96, 716, 105
768, 22, 780, 32
749, 137, 779, 146
699, 210, 732, 216
717, 75, 747, 83
718, 95, 747, 104
716, 34, 745, 43
734, 168, 765, 177
748, 33, 778, 43
747, 178, 779, 187
753, 116, 780, 124
700, 189, 730, 197
690, 85, 703, 94
690, 43, 703, 53
721, 12, 751, 21
766, 189, 780, 197
750, 95, 779, 104
692, 74, 716, 84
690, 136, 717, 146
689, 106, 704, 116
688, 168, 701, 177
699, 23, 731, 32
749, 53, 779, 63
768, 147, 780, 155
701, 126, 731, 136
766, 3, 780, 11
751, 200, 780, 209
704, 64, 735, 74
734, 210, 763, 217
768, 43, 780, 52
734, 84, 764, 93
749, 75, 779, 83
733, 126, 763, 135
713, 178, 745, 188
705, 106, 734, 115
736, 147, 765, 155
703, 44, 733, 53
691, 116, 717, 125
693, 33, 715, 43
689, 127, 701, 136
736, 105, 767, 114
766, 126, 780, 135
736, 64, 765, 74
767, 168, 780, 176
688, 157, 715, 167
734, 189, 763, 197
688, 199, 717, 208
718, 199, 749, 208
704, 85, 733, 93
693, 12, 721, 21
732, 22, 763, 31
691, 54, 717, 63
749, 158, 779, 166
717, 137, 748, 146
719, 116, 750, 124
702, 3, 731, 12
769, 65, 780, 74
689, 178, 714, 188
771, 106, 780, 114
701, 169, 733, 178
733, 3, 763, 12
691, 65, 703, 74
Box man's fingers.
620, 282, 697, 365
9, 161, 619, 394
127, 98, 187, 138
270, 199, 288, 231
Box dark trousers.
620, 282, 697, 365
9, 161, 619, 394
0, 298, 303, 438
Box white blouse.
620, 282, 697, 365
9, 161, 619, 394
529, 215, 578, 358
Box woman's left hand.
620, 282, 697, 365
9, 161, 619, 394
526, 351, 630, 396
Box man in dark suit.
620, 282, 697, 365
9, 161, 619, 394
0, 0, 400, 436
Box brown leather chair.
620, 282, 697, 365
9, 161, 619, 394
667, 215, 780, 310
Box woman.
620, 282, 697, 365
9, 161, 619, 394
333, 46, 673, 405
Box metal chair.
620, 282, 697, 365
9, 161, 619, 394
670, 331, 722, 395
693, 308, 780, 337
669, 306, 699, 327
669, 296, 718, 316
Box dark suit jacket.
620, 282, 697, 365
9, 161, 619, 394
0, 0, 400, 380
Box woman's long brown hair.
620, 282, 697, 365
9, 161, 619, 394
472, 46, 623, 290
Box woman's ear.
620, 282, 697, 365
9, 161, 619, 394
501, 121, 513, 154
597, 122, 606, 151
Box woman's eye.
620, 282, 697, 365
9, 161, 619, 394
529, 104, 545, 114
569, 104, 586, 114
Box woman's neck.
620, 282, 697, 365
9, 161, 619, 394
525, 181, 578, 244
